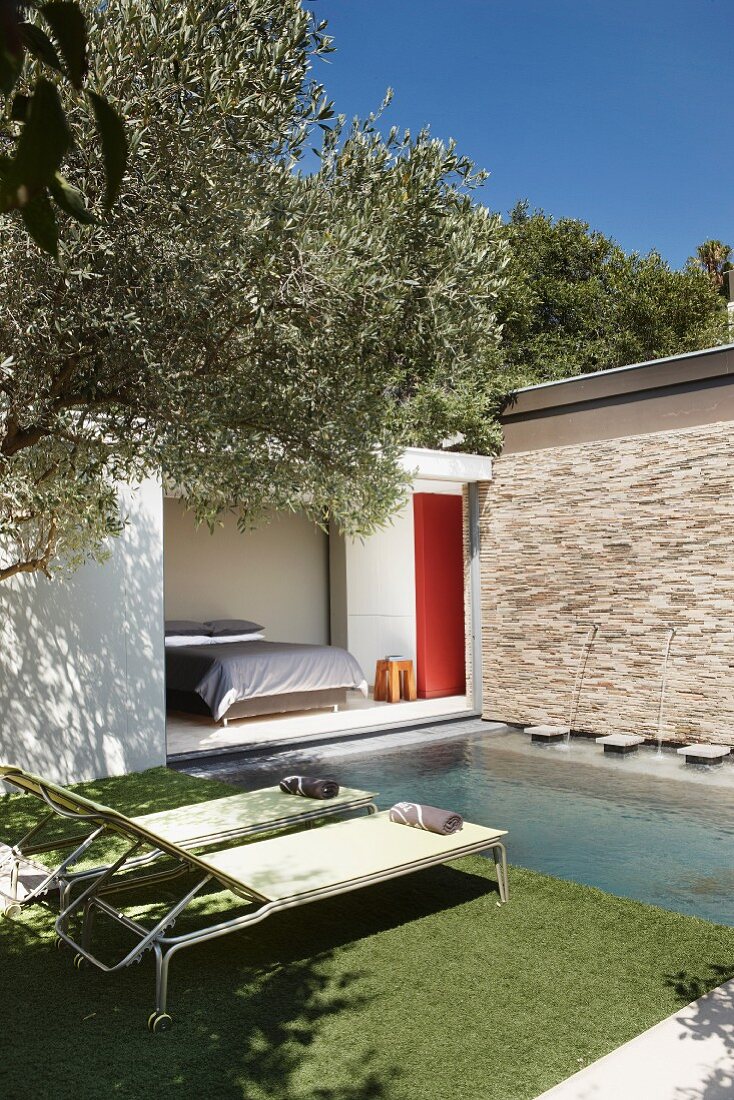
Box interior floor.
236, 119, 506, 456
166, 690, 472, 757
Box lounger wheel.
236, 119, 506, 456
147, 1011, 172, 1033
54, 934, 66, 950
2, 902, 22, 920
73, 952, 88, 969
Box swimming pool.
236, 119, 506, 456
181, 723, 734, 926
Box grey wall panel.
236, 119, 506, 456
163, 501, 330, 646
501, 344, 734, 453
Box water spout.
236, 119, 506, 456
567, 623, 599, 744
655, 628, 676, 756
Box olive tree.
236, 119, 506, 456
0, 2, 508, 581
297, 110, 508, 456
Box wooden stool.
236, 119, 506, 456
373, 659, 417, 703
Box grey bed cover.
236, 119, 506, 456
166, 641, 368, 721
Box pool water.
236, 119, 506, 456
183, 725, 734, 926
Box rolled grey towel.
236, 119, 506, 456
389, 801, 463, 835
279, 775, 340, 800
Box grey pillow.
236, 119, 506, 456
165, 620, 212, 637
206, 618, 264, 637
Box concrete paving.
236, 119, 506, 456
535, 978, 734, 1100
167, 693, 472, 758
526, 725, 570, 742
596, 733, 645, 754
677, 744, 731, 765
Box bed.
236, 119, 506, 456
164, 620, 368, 724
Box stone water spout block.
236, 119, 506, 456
526, 725, 570, 743
676, 744, 731, 766
595, 734, 645, 755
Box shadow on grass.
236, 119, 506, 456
667, 964, 734, 1005
0, 861, 497, 1100
229, 955, 393, 1100
665, 965, 734, 1100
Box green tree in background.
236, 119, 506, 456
693, 239, 732, 293
0, 3, 508, 582
497, 203, 727, 388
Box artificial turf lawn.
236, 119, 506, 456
1, 766, 732, 1100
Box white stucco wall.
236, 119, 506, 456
163, 501, 330, 644
0, 479, 166, 785
330, 479, 468, 687
330, 502, 417, 686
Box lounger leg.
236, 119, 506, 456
491, 847, 504, 903
81, 899, 97, 952
492, 843, 509, 903
58, 880, 70, 915
2, 821, 108, 918
154, 944, 170, 1014
57, 880, 72, 939
146, 945, 173, 1033
150, 940, 193, 1032
501, 843, 509, 902
9, 857, 19, 900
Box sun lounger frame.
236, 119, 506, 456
53, 814, 508, 1032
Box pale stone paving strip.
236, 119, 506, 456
534, 977, 734, 1100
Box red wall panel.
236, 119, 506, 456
413, 493, 466, 699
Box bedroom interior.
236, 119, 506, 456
162, 449, 490, 757
0, 449, 489, 786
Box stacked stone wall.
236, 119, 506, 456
481, 421, 734, 746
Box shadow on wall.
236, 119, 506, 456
0, 480, 166, 785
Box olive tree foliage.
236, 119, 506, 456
497, 203, 727, 389
288, 108, 508, 454
0, 0, 127, 252
0, 2, 509, 582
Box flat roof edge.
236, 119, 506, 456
510, 343, 734, 396
400, 447, 492, 483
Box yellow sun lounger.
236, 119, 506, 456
1, 765, 508, 1032
53, 808, 508, 1032
0, 764, 376, 917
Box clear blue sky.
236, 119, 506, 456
309, 0, 733, 268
